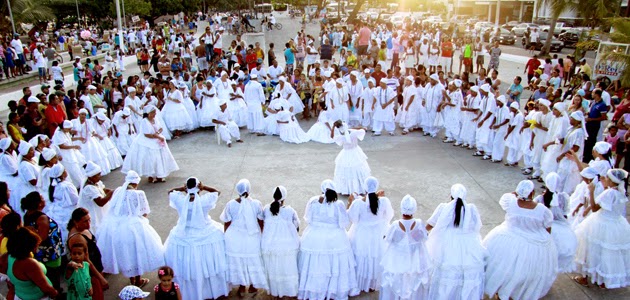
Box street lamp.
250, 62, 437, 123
6, 0, 16, 34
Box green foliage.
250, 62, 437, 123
601, 18, 630, 86
110, 0, 152, 18
0, 0, 56, 31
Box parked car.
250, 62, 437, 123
522, 31, 564, 52
483, 28, 516, 45
511, 23, 539, 37
540, 22, 569, 36
474, 21, 494, 32
502, 21, 520, 31
558, 30, 581, 48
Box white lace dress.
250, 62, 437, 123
71, 118, 112, 175
347, 197, 394, 292
78, 181, 109, 234
483, 194, 557, 300
121, 118, 179, 178
334, 129, 371, 195
111, 111, 137, 156
307, 110, 335, 144
164, 191, 229, 299
97, 187, 164, 277
261, 204, 300, 297
298, 197, 359, 300
92, 118, 123, 170
47, 179, 79, 243
51, 129, 86, 187
426, 200, 486, 300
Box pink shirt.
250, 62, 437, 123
605, 134, 620, 152
358, 27, 371, 46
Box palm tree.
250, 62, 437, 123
0, 0, 55, 32
602, 18, 630, 86
538, 0, 573, 57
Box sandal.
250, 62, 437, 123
136, 278, 149, 288
155, 178, 166, 183
148, 177, 154, 183
572, 276, 588, 287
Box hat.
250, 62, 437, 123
470, 86, 480, 93
118, 285, 150, 300
79, 108, 89, 115
480, 84, 491, 93
257, 58, 263, 63
87, 85, 97, 90
0, 138, 12, 151
315, 60, 321, 64
75, 56, 81, 60
453, 79, 462, 88
42, 148, 56, 161
400, 195, 417, 215
219, 26, 225, 31
124, 171, 141, 185
18, 140, 33, 156
217, 63, 224, 68
235, 179, 251, 196
115, 72, 122, 77
27, 96, 40, 103
234, 63, 240, 68
515, 180, 535, 199
579, 58, 586, 63
41, 84, 50, 89
593, 141, 611, 155
320, 179, 336, 193
363, 68, 370, 73
62, 120, 73, 129
580, 167, 599, 179
496, 95, 507, 105
429, 74, 439, 81
84, 161, 102, 177
364, 177, 379, 194
509, 102, 520, 110
450, 184, 467, 201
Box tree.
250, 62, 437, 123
538, 0, 572, 57
602, 18, 630, 86
110, 0, 152, 18
0, 0, 55, 32
348, 0, 367, 22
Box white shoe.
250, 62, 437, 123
482, 155, 491, 160
443, 138, 454, 143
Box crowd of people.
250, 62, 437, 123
0, 10, 629, 300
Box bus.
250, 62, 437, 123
255, 3, 274, 14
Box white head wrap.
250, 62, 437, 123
87, 85, 97, 90
125, 171, 141, 184
49, 163, 65, 187
450, 184, 467, 200
217, 98, 228, 107
368, 78, 376, 86
127, 87, 136, 93
405, 75, 414, 82
570, 111, 588, 139
18, 140, 33, 156
607, 169, 628, 185
336, 78, 344, 85
400, 195, 417, 215
580, 167, 599, 179
510, 102, 520, 110
480, 84, 491, 93
515, 180, 535, 200
0, 138, 12, 152
221, 71, 228, 77
323, 71, 332, 78
470, 86, 479, 93
538, 98, 551, 109
144, 87, 152, 94
496, 95, 507, 105
84, 161, 102, 177
62, 120, 73, 129
279, 76, 287, 83
593, 141, 611, 155
122, 107, 131, 116
274, 186, 287, 201
453, 79, 462, 88
144, 105, 157, 114
364, 177, 379, 194
28, 135, 43, 148
235, 179, 251, 196
320, 179, 336, 193
429, 74, 439, 81
187, 177, 200, 194
95, 112, 107, 121
544, 172, 561, 207
78, 108, 89, 115
27, 96, 40, 103
250, 74, 258, 79
42, 148, 57, 162
553, 102, 567, 116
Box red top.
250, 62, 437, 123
612, 100, 630, 122
372, 71, 387, 86
441, 42, 454, 57
526, 59, 541, 75
44, 104, 67, 131
246, 53, 257, 70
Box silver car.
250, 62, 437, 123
511, 23, 539, 37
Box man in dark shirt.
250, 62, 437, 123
583, 89, 609, 162
21, 97, 44, 140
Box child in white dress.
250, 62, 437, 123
380, 195, 432, 300
347, 177, 394, 293
93, 112, 124, 170
220, 179, 268, 297
78, 162, 113, 233
261, 186, 300, 298
111, 108, 137, 157
47, 164, 79, 243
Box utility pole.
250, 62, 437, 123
115, 0, 126, 53
76, 0, 81, 27
6, 0, 16, 34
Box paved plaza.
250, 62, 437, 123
0, 14, 627, 300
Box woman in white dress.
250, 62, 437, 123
573, 169, 630, 289
142, 88, 172, 141
360, 79, 376, 128
46, 164, 79, 243
396, 76, 419, 134
264, 92, 292, 136
111, 108, 137, 157
35, 148, 58, 209
504, 102, 524, 166
97, 171, 164, 288
540, 102, 570, 177
535, 172, 578, 273
277, 76, 305, 115
483, 180, 557, 300
124, 87, 144, 129
122, 105, 179, 183
93, 112, 124, 170
220, 179, 268, 297
0, 138, 21, 214
164, 177, 229, 300
347, 176, 394, 293
178, 83, 200, 130
77, 162, 113, 233
261, 186, 300, 298
428, 42, 439, 73
307, 102, 336, 144
458, 87, 481, 148
16, 141, 40, 215
380, 195, 432, 300
51, 121, 86, 187
72, 108, 111, 175
556, 111, 587, 194
568, 167, 604, 229
162, 80, 193, 138
425, 184, 486, 300
333, 122, 371, 195
276, 104, 310, 144
227, 81, 249, 128
298, 179, 359, 300
440, 80, 463, 143
198, 80, 219, 128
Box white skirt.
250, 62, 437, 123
263, 250, 299, 297
223, 228, 268, 289
115, 131, 137, 156
161, 101, 193, 132
97, 216, 164, 277
483, 224, 558, 300
247, 110, 266, 133
228, 100, 248, 127
307, 122, 334, 144
334, 146, 371, 195
182, 98, 199, 129
98, 136, 123, 170
552, 219, 578, 273
198, 98, 218, 127
279, 123, 310, 144
574, 210, 630, 288
264, 115, 280, 135
298, 224, 359, 300
78, 138, 111, 175
348, 222, 387, 292
164, 221, 229, 299
122, 140, 179, 178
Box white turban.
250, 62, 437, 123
95, 112, 107, 121
144, 105, 157, 114
49, 163, 65, 186
429, 74, 439, 81
79, 108, 89, 115
87, 85, 97, 90
144, 87, 152, 94
250, 74, 258, 79
544, 172, 561, 206
580, 167, 599, 179
274, 185, 287, 201
480, 84, 491, 93
0, 138, 12, 151
28, 135, 43, 148
122, 107, 131, 116
42, 148, 57, 162
515, 180, 535, 200
323, 71, 332, 77
553, 102, 567, 115
18, 140, 33, 156
220, 71, 228, 77
335, 78, 344, 84
470, 86, 479, 93
62, 120, 73, 129
593, 141, 611, 155
450, 184, 467, 201
170, 79, 179, 86
538, 99, 551, 109
320, 179, 336, 193
235, 179, 251, 196
279, 76, 287, 82
368, 78, 376, 86
400, 195, 417, 215
510, 102, 520, 110
351, 71, 359, 77
27, 96, 40, 103
364, 176, 379, 194
127, 87, 136, 93
187, 177, 200, 194
607, 169, 628, 185
217, 98, 228, 107
125, 170, 141, 184
496, 95, 507, 105
84, 161, 102, 177
179, 82, 187, 89
405, 75, 414, 82
453, 79, 462, 88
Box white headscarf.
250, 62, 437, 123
431, 183, 480, 235
274, 185, 287, 201
607, 169, 628, 194
320, 179, 335, 193
18, 140, 32, 156
42, 148, 57, 162
109, 171, 142, 217
570, 111, 588, 139
235, 179, 259, 235
0, 138, 12, 152
400, 195, 417, 215
49, 163, 65, 187
364, 176, 379, 194
544, 172, 562, 207
516, 180, 535, 200
84, 161, 102, 177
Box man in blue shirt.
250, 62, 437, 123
529, 84, 547, 102
284, 42, 297, 75
507, 76, 523, 104
583, 89, 609, 162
